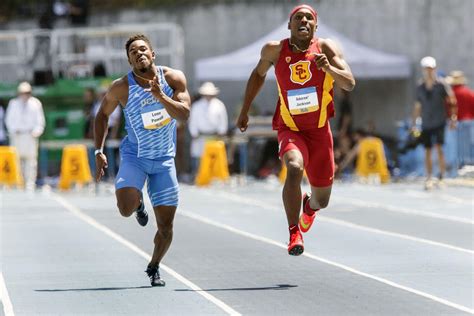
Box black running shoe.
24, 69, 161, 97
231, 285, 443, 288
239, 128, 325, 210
135, 201, 148, 226
145, 266, 166, 287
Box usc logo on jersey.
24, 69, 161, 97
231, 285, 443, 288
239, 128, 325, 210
289, 61, 312, 85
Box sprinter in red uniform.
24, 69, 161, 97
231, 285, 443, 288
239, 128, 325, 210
237, 4, 355, 255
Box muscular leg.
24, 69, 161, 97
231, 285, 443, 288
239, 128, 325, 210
282, 150, 305, 226
115, 187, 142, 217
434, 144, 446, 178
309, 185, 332, 210
149, 205, 176, 267
424, 147, 432, 178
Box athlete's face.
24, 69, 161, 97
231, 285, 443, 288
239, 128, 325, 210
127, 40, 155, 72
289, 9, 317, 41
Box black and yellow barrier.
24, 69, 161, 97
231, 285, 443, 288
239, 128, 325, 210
0, 146, 23, 188
58, 144, 92, 190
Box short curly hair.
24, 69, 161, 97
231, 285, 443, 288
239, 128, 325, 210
125, 34, 153, 57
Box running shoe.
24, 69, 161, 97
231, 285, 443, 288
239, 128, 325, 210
145, 266, 166, 287
436, 178, 446, 189
299, 193, 316, 233
135, 201, 148, 227
424, 178, 434, 191
288, 229, 304, 256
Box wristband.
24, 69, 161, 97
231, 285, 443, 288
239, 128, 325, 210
94, 149, 103, 156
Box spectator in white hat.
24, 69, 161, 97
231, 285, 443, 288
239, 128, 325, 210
188, 82, 228, 178
412, 57, 457, 189
5, 81, 45, 191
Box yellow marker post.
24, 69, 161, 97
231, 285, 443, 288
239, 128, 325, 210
58, 144, 92, 190
355, 137, 390, 183
195, 140, 230, 186
0, 146, 23, 188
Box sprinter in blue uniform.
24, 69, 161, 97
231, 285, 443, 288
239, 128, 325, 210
94, 34, 191, 286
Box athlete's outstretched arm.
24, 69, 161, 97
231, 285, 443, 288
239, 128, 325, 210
237, 41, 280, 132
317, 39, 355, 91
148, 68, 190, 121
94, 78, 123, 181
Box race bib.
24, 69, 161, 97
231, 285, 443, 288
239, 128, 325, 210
287, 87, 319, 115
141, 105, 171, 129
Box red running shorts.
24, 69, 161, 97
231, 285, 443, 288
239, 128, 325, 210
277, 124, 335, 187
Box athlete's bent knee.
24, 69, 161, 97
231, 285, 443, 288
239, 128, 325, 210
116, 200, 135, 217
286, 160, 304, 179
158, 228, 173, 239
157, 224, 173, 240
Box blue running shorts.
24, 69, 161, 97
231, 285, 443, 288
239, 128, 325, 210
115, 153, 179, 207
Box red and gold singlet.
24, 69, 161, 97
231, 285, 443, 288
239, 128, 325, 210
272, 38, 335, 131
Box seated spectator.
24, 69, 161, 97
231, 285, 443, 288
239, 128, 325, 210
83, 87, 96, 139
335, 128, 366, 177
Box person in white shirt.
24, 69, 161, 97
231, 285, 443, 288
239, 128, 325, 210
5, 82, 46, 190
188, 82, 228, 176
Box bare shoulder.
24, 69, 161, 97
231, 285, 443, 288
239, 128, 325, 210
109, 75, 128, 94
319, 38, 342, 57
262, 40, 282, 51
107, 75, 129, 105
162, 66, 187, 87
261, 40, 282, 63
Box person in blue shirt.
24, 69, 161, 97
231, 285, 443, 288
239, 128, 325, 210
94, 34, 191, 286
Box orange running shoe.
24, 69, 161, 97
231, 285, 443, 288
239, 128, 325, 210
299, 193, 317, 233
288, 229, 304, 256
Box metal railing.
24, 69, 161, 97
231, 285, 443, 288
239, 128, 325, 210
0, 31, 29, 83
0, 23, 184, 83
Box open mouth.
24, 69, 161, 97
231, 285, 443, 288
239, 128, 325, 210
298, 26, 310, 34
137, 56, 147, 63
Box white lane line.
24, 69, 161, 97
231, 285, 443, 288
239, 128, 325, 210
0, 271, 15, 316
51, 194, 241, 316
405, 190, 473, 205
336, 196, 473, 225
250, 184, 474, 224
317, 216, 474, 254
340, 184, 473, 206
200, 189, 473, 253
180, 210, 474, 315
216, 188, 473, 224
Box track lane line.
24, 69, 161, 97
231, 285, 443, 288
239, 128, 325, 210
244, 184, 473, 224
317, 216, 473, 254
179, 210, 474, 315
335, 196, 473, 225
0, 271, 14, 316
199, 189, 473, 253
51, 194, 241, 316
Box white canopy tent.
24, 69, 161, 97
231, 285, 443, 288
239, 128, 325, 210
195, 21, 411, 80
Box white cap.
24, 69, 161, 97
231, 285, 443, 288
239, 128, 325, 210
17, 81, 32, 94
420, 56, 436, 68
198, 82, 219, 96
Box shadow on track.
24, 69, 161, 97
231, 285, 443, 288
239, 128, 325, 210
35, 286, 152, 292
